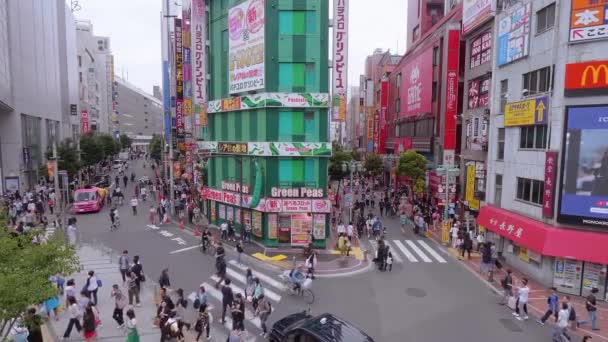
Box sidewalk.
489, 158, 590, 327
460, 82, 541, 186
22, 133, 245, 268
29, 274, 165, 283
426, 228, 608, 341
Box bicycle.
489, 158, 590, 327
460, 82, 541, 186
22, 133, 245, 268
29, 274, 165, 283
110, 217, 120, 231
201, 237, 216, 255
278, 271, 315, 304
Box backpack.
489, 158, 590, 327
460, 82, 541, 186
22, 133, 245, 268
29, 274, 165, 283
568, 306, 576, 321
181, 298, 188, 309
163, 320, 180, 338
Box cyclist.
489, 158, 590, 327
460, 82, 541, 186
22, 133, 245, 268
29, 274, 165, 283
289, 265, 306, 292
201, 227, 211, 252
109, 207, 119, 230
113, 187, 124, 205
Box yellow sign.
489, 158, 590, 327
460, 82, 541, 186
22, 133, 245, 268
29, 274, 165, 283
504, 97, 548, 126
466, 165, 475, 202
519, 246, 530, 263
183, 99, 192, 116
441, 220, 451, 244
478, 224, 485, 233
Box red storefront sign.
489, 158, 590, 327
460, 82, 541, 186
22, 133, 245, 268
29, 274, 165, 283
379, 79, 389, 154
400, 47, 433, 117
176, 99, 185, 138
444, 29, 460, 151
282, 199, 312, 212
543, 151, 558, 218
565, 60, 608, 95
80, 110, 89, 134
393, 137, 412, 154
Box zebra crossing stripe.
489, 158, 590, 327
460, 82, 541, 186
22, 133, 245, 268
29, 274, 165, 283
225, 268, 282, 302
393, 240, 418, 262
202, 281, 262, 329
417, 240, 447, 263
405, 240, 432, 262
228, 260, 286, 291
383, 241, 403, 263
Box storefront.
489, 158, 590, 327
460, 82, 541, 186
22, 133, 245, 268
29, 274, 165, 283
478, 205, 608, 300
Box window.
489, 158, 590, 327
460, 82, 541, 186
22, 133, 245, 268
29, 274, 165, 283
278, 63, 315, 92
412, 25, 420, 42
519, 125, 548, 149
495, 174, 503, 207
522, 66, 552, 94
432, 46, 439, 66
468, 75, 491, 109
279, 11, 316, 35
79, 72, 83, 83
77, 55, 82, 67
470, 31, 492, 69
500, 79, 508, 114
536, 3, 556, 33
396, 73, 402, 92
516, 177, 544, 205
278, 111, 315, 141
497, 128, 505, 160
431, 81, 437, 102
395, 98, 401, 113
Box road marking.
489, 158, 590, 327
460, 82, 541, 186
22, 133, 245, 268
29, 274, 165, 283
393, 240, 418, 262
228, 260, 286, 291
417, 240, 447, 263
405, 240, 432, 262
225, 268, 282, 302
383, 241, 403, 263
169, 245, 201, 254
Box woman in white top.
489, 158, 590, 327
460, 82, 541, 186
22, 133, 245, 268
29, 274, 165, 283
552, 302, 571, 341
86, 270, 99, 305
513, 278, 530, 320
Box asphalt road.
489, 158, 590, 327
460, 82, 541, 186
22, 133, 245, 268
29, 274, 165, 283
70, 160, 553, 341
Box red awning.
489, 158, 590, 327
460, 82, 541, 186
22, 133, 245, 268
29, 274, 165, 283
477, 205, 608, 265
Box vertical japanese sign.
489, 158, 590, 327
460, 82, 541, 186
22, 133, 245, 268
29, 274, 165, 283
543, 151, 557, 218
81, 110, 90, 134
569, 0, 608, 42
466, 165, 479, 210
175, 18, 185, 139
192, 0, 207, 126
182, 1, 193, 136
332, 0, 348, 121
229, 0, 265, 94
443, 29, 460, 165
379, 79, 388, 154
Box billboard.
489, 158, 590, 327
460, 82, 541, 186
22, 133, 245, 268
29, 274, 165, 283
497, 3, 531, 66
569, 0, 608, 42
401, 47, 433, 117
543, 151, 558, 218
504, 96, 548, 127
462, 0, 493, 35
443, 30, 460, 161
559, 105, 608, 228
228, 0, 265, 94
565, 60, 608, 96
332, 0, 349, 121
192, 0, 207, 126
81, 110, 89, 134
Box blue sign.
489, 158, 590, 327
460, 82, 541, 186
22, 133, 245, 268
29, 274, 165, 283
367, 141, 373, 153
496, 3, 531, 66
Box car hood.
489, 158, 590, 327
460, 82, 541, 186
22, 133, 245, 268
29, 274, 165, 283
272, 312, 311, 334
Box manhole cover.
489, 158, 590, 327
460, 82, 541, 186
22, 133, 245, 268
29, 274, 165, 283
498, 318, 523, 332
405, 288, 427, 298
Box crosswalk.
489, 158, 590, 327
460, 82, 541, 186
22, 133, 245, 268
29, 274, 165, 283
369, 239, 448, 264
187, 259, 286, 341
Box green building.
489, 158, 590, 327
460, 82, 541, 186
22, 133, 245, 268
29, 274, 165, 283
201, 0, 331, 248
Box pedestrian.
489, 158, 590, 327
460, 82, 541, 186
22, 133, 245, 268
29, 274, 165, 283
149, 205, 156, 224
119, 250, 131, 283
252, 278, 264, 311
305, 251, 317, 279
552, 302, 571, 342
513, 278, 530, 320
244, 269, 255, 302
130, 255, 144, 291
127, 272, 140, 306
481, 242, 494, 281
161, 311, 180, 341
346, 222, 354, 242
220, 221, 228, 240
476, 232, 484, 252
256, 294, 272, 338
175, 288, 191, 332
578, 287, 600, 331
67, 222, 77, 246
220, 278, 234, 324
111, 284, 127, 328
86, 270, 99, 305
159, 268, 171, 289
24, 308, 43, 342
194, 304, 211, 341
194, 284, 209, 310
130, 196, 138, 215
79, 290, 91, 312
498, 269, 513, 305
450, 223, 459, 247
338, 234, 347, 257
65, 278, 76, 309
538, 287, 560, 325
366, 217, 372, 238
462, 235, 473, 259
379, 199, 384, 216
231, 293, 245, 331
386, 250, 393, 272
564, 296, 577, 330
125, 309, 140, 342
62, 296, 82, 339
337, 221, 345, 236
228, 219, 236, 241
244, 223, 252, 243
82, 303, 98, 341
235, 241, 244, 265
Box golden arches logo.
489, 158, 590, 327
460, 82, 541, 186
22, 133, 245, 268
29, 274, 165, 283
581, 64, 608, 86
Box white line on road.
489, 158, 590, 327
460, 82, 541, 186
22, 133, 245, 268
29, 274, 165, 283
169, 244, 201, 254
383, 241, 403, 263
417, 240, 447, 263
393, 240, 418, 262
406, 240, 432, 262
225, 268, 282, 302
228, 260, 286, 291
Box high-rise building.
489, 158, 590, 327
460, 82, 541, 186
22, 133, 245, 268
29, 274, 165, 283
114, 77, 164, 138
201, 0, 331, 248
406, 0, 447, 50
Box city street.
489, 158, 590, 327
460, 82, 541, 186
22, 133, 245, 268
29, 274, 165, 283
66, 159, 551, 341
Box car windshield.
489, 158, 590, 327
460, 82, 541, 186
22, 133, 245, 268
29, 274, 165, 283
75, 191, 96, 202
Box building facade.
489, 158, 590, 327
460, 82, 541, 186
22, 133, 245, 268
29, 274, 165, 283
201, 0, 331, 248
346, 86, 359, 150
482, 0, 608, 298
114, 76, 164, 138
0, 0, 79, 192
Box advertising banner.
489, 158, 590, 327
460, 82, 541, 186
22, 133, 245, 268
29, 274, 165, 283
192, 0, 206, 126
543, 151, 558, 218
466, 165, 480, 210
569, 0, 608, 42
176, 99, 185, 138
268, 214, 278, 239
175, 19, 184, 100
291, 213, 312, 246
282, 200, 312, 212
462, 0, 493, 35
200, 142, 332, 157
379, 79, 388, 154
228, 0, 265, 94
332, 0, 349, 121
208, 93, 329, 113
401, 47, 433, 117
553, 258, 583, 296
252, 211, 263, 237
504, 96, 548, 127
444, 30, 460, 154
313, 214, 326, 239
497, 3, 531, 66
559, 105, 608, 227
565, 60, 608, 96
81, 110, 89, 134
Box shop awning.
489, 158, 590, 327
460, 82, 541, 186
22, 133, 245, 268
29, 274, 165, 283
477, 205, 608, 265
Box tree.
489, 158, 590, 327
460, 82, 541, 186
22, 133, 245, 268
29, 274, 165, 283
328, 151, 353, 180
397, 149, 428, 184
364, 153, 383, 176
57, 138, 81, 178
350, 149, 361, 161
119, 134, 133, 150
332, 141, 343, 153
0, 210, 80, 340
80, 133, 103, 166
149, 134, 163, 162
413, 178, 427, 195
98, 133, 119, 157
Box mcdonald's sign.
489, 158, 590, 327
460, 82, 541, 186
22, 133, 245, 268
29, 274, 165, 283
565, 60, 608, 96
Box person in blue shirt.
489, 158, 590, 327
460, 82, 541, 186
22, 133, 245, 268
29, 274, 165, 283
289, 266, 306, 292
537, 287, 559, 325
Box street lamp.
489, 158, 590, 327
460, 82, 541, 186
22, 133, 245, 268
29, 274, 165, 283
342, 161, 363, 222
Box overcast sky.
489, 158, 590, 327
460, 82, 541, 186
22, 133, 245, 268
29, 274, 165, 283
73, 0, 407, 94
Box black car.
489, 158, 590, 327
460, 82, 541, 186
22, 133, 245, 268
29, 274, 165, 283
91, 175, 110, 188
270, 312, 374, 342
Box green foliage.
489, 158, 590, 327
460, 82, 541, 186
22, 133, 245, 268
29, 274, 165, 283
413, 178, 427, 195
58, 138, 82, 178
98, 133, 119, 157
0, 209, 80, 338
332, 141, 343, 153
149, 134, 163, 162
37, 164, 48, 181
80, 133, 103, 166
119, 134, 133, 149
350, 149, 361, 161
397, 149, 428, 181
328, 151, 353, 180
364, 153, 383, 176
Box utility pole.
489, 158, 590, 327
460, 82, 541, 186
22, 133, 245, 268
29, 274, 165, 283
52, 142, 62, 226
164, 0, 176, 214
436, 164, 459, 245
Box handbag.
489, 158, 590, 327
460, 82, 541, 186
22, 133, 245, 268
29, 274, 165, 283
507, 296, 517, 310
96, 279, 102, 287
